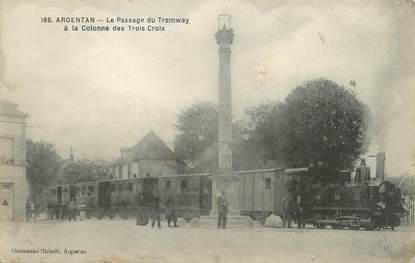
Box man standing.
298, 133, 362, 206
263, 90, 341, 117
150, 191, 161, 228
136, 192, 146, 225
295, 195, 305, 229
68, 198, 75, 221
166, 194, 178, 227
282, 194, 293, 228
217, 191, 228, 229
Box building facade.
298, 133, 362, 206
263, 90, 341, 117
109, 131, 182, 179
0, 101, 28, 221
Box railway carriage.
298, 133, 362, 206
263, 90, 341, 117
238, 168, 288, 220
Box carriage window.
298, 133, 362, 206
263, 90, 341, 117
111, 184, 115, 192
88, 186, 94, 196
265, 178, 271, 189
166, 180, 171, 189
128, 164, 131, 178
128, 183, 133, 191
180, 180, 188, 191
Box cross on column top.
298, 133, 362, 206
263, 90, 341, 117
218, 12, 232, 30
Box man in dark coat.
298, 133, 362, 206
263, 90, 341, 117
150, 191, 161, 228
217, 191, 228, 229
294, 195, 305, 228
136, 193, 147, 225
282, 194, 293, 228
165, 194, 178, 227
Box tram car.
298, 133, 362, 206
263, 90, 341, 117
238, 168, 289, 220
44, 173, 212, 220
285, 166, 405, 230
44, 168, 288, 221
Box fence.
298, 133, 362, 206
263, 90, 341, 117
402, 195, 414, 225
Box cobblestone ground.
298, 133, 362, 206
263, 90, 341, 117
1, 217, 414, 263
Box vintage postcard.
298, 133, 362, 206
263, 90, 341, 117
0, 0, 414, 262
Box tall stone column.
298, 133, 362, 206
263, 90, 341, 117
216, 18, 234, 171
199, 14, 250, 227
210, 14, 241, 216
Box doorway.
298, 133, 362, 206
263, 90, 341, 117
0, 183, 14, 221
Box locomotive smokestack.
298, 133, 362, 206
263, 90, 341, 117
369, 152, 386, 182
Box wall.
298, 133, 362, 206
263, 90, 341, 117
0, 107, 28, 221
138, 159, 176, 178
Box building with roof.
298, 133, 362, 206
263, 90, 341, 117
0, 101, 28, 221
108, 130, 183, 180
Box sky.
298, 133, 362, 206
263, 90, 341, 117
0, 0, 414, 176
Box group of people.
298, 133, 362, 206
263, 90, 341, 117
26, 200, 40, 221
135, 190, 230, 229
47, 199, 86, 222
135, 191, 179, 228
282, 194, 306, 228
372, 182, 402, 230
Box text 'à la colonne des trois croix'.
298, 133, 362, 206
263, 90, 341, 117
42, 16, 191, 32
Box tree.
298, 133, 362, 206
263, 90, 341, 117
174, 102, 218, 173
60, 158, 110, 184
271, 78, 370, 169
174, 101, 277, 171
232, 102, 279, 170
26, 140, 61, 203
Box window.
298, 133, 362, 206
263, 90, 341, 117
0, 137, 14, 165
128, 183, 133, 191
180, 180, 188, 191
134, 174, 137, 178
265, 178, 271, 189
111, 184, 115, 192
128, 164, 131, 178
88, 186, 94, 196
166, 180, 171, 189
146, 173, 150, 177
52, 190, 56, 196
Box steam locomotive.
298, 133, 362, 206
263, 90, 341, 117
285, 166, 405, 230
